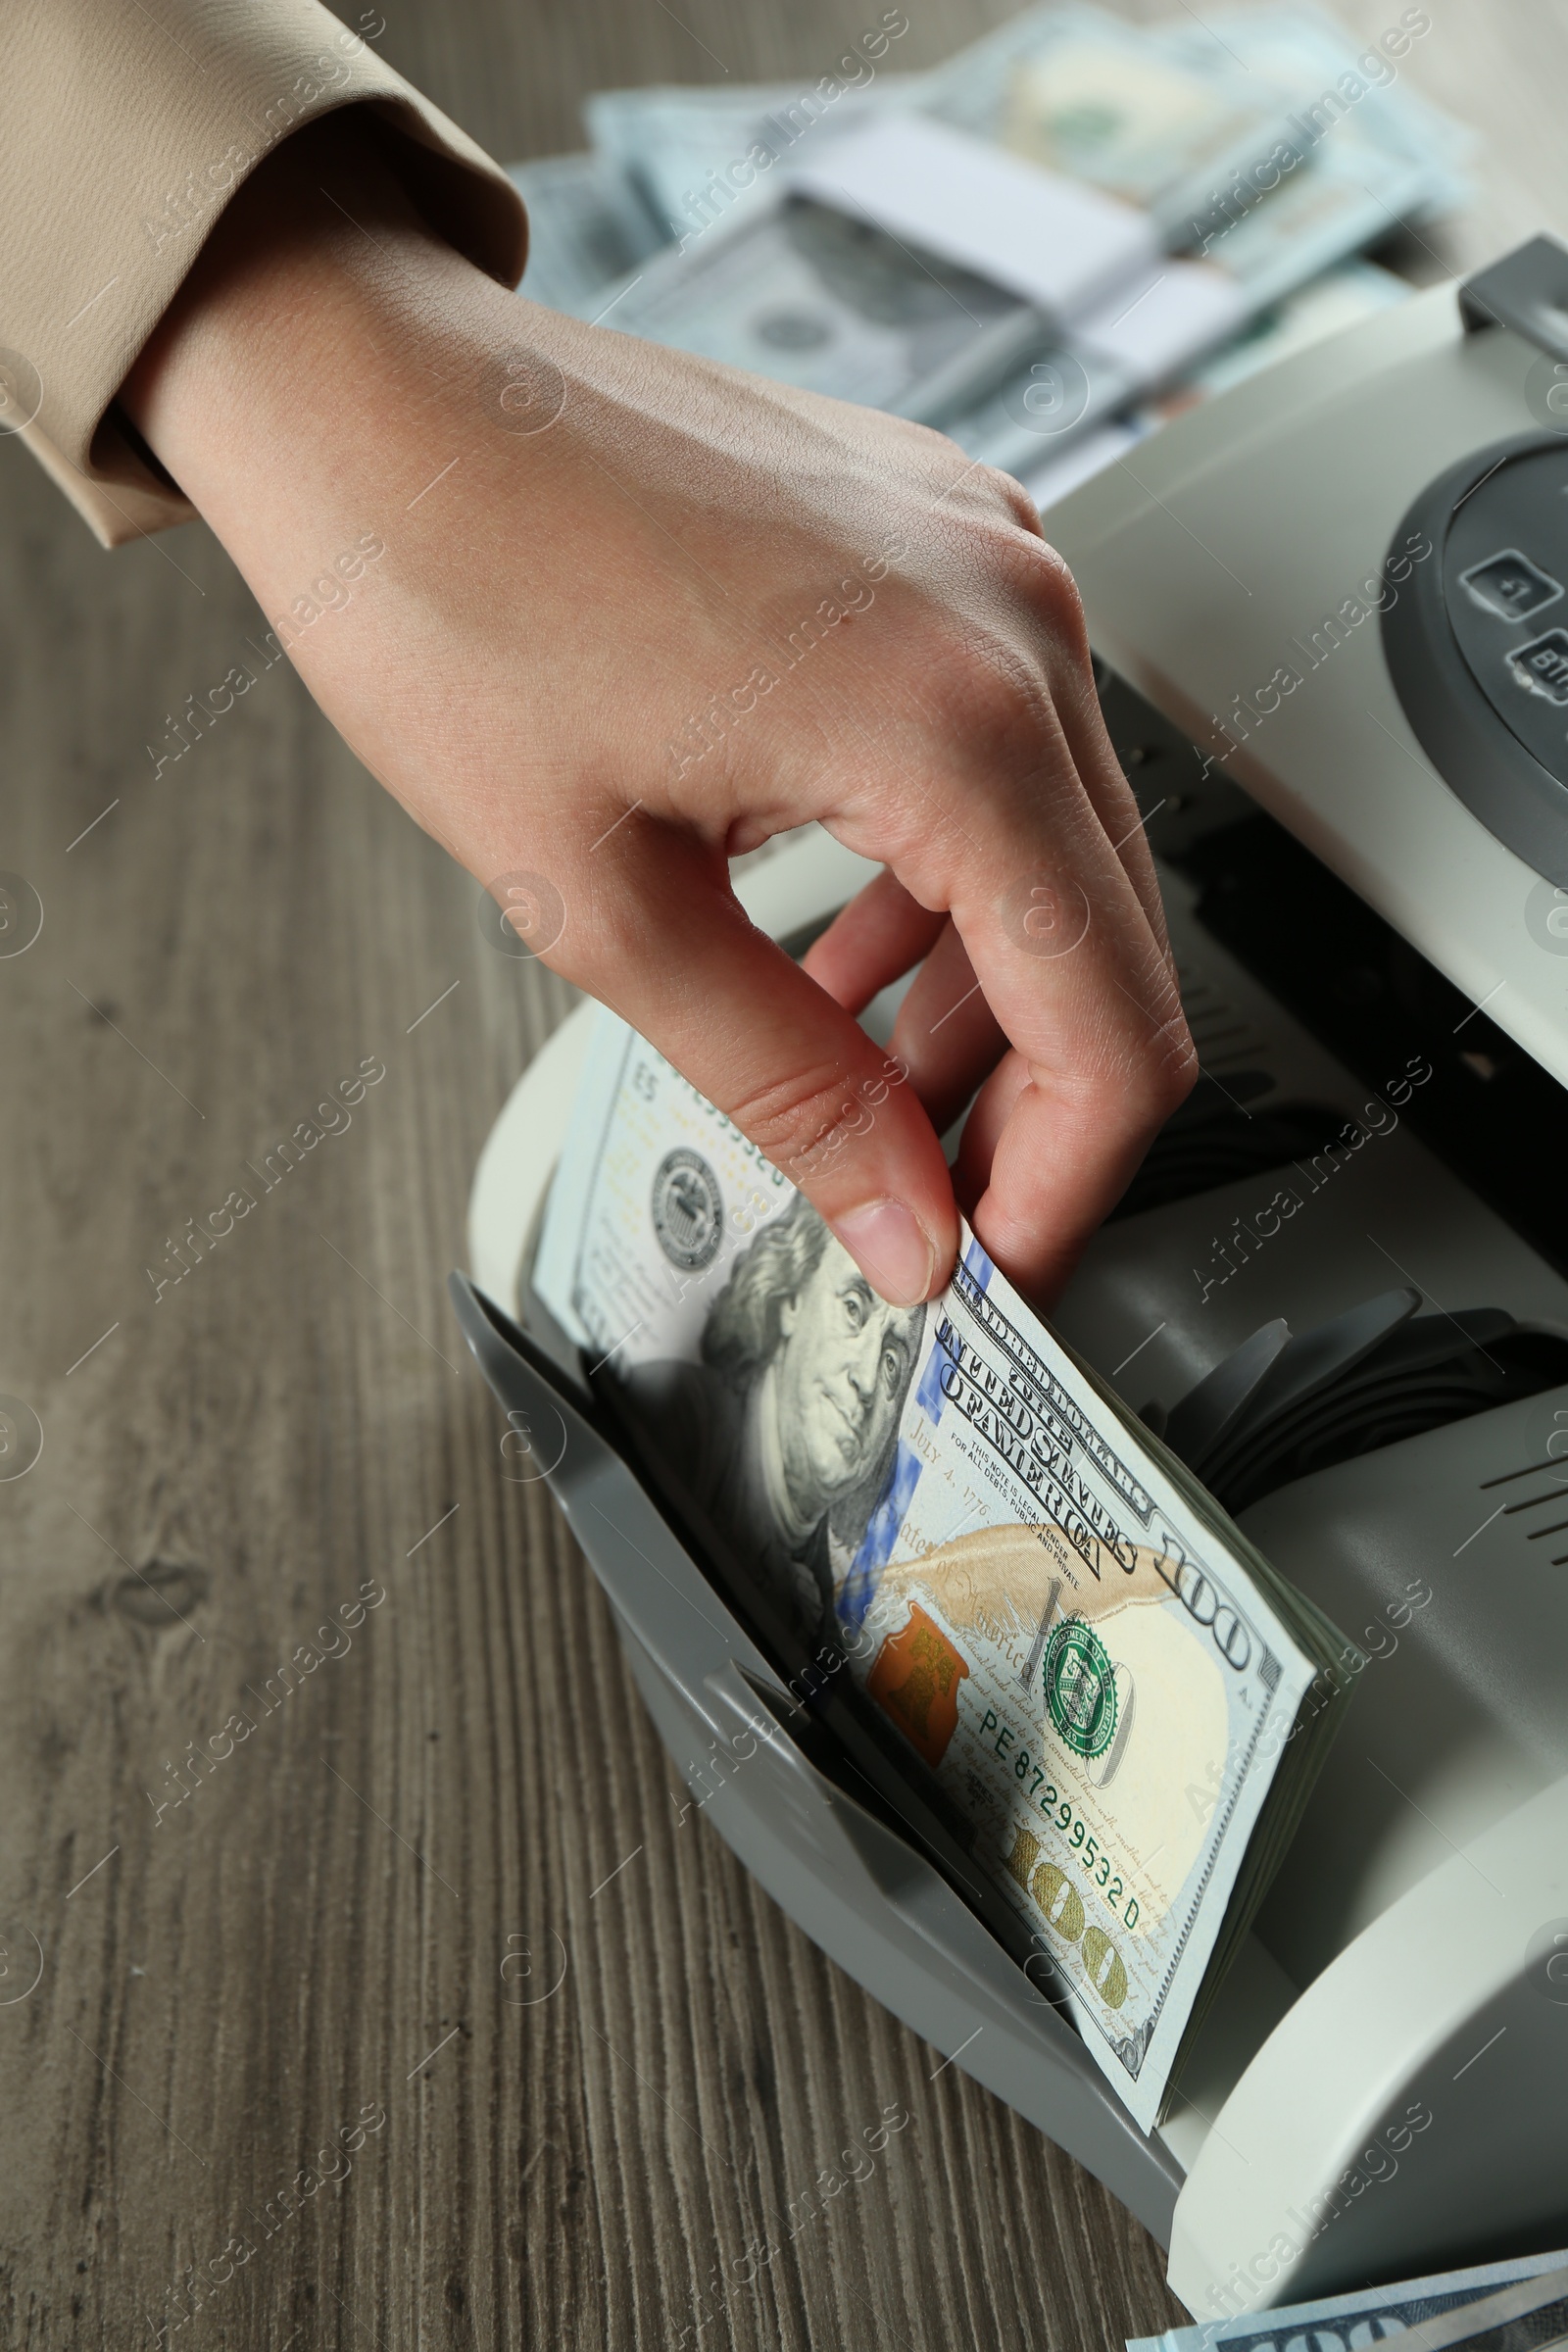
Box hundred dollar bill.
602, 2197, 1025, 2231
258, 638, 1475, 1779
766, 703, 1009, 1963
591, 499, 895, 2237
530, 1009, 1355, 2132
1164, 3, 1474, 231
924, 0, 1300, 239
583, 9, 1294, 257
576, 1, 1459, 292
570, 14, 1285, 415
568, 8, 1464, 460
940, 0, 1468, 477
1128, 2244, 1568, 2352
505, 152, 663, 317
583, 71, 923, 251
582, 189, 1049, 419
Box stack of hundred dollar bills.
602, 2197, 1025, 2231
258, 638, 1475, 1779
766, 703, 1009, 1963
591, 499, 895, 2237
508, 0, 1472, 508
531, 1016, 1361, 2133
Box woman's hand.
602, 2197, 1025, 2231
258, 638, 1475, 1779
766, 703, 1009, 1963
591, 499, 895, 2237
122, 114, 1195, 1308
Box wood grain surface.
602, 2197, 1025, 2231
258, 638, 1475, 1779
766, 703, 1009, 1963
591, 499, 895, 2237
0, 2, 1549, 2345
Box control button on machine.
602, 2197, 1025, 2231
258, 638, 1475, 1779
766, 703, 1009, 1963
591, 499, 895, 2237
1508, 627, 1568, 705
1459, 547, 1563, 621
1382, 432, 1568, 883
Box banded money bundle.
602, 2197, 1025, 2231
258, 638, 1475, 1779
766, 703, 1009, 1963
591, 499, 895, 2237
508, 2, 1472, 503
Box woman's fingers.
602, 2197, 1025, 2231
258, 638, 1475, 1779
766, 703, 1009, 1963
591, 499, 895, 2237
890, 922, 1007, 1140
776, 585, 1194, 1305
547, 826, 959, 1306
806, 881, 1011, 1140
959, 1028, 1181, 1301
966, 899, 1192, 1299
948, 866, 1191, 1299
802, 865, 945, 1015
851, 642, 1194, 1299
1007, 543, 1173, 959
950, 1048, 1027, 1213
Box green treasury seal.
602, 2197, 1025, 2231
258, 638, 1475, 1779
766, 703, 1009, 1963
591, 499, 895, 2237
1044, 1618, 1118, 1759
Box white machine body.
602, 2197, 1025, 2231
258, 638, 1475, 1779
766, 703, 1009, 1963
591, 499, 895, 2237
466, 249, 1568, 2323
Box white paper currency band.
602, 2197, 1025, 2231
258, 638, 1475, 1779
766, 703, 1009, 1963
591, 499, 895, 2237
783, 112, 1160, 324
1075, 261, 1250, 383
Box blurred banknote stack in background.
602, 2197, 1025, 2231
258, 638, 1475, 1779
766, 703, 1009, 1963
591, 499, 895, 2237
508, 0, 1472, 509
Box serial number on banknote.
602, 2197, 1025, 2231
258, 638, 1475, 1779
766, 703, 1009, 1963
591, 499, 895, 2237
981, 1701, 1144, 1929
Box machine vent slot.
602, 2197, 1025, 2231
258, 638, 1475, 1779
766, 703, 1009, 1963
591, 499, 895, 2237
1478, 1450, 1568, 1564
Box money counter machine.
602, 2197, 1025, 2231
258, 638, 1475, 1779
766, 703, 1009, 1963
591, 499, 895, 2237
452, 238, 1568, 2323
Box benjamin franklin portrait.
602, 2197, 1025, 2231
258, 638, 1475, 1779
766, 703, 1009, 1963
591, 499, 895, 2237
623, 1194, 925, 1637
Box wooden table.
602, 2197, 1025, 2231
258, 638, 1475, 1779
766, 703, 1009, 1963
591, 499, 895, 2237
0, 2, 1551, 2344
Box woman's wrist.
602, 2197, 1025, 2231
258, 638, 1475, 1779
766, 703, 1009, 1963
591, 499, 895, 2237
121, 112, 504, 541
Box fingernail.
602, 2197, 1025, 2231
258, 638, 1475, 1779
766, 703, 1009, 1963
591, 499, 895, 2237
832, 1200, 937, 1307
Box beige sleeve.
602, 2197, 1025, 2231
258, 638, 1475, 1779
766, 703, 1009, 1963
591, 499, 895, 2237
0, 1, 528, 546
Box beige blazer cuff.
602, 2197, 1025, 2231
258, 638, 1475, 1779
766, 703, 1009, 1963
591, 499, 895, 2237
1, 1, 527, 547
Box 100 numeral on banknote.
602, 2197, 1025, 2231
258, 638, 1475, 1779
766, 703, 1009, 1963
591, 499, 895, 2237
849, 1236, 1298, 2112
